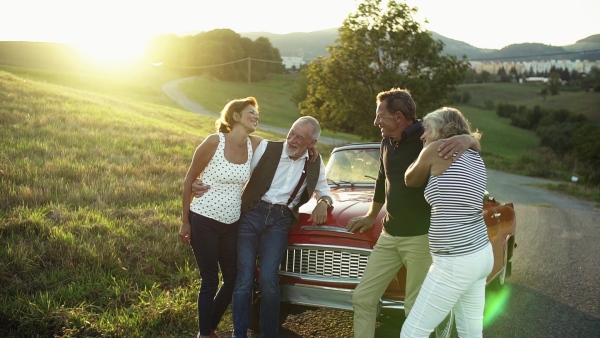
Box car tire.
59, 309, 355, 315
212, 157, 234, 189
491, 243, 509, 290
248, 288, 291, 334
249, 290, 261, 332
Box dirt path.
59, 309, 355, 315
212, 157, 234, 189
162, 77, 346, 146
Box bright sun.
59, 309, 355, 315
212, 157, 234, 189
78, 37, 147, 62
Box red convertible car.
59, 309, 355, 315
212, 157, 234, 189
272, 142, 517, 337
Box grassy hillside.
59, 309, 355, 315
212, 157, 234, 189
452, 105, 539, 162
0, 68, 292, 337
179, 74, 361, 142
456, 82, 600, 123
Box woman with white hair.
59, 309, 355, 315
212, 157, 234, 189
402, 107, 493, 338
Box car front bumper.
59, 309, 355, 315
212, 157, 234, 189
280, 282, 405, 312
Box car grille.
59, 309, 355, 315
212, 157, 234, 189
279, 245, 371, 283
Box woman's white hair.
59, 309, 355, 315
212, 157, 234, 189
423, 107, 481, 141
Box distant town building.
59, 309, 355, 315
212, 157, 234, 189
469, 59, 600, 75
525, 77, 549, 83
281, 56, 305, 70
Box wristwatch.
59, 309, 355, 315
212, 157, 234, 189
319, 198, 332, 208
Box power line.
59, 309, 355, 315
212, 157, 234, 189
155, 57, 282, 69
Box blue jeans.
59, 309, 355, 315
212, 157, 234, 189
232, 200, 293, 338
189, 212, 239, 337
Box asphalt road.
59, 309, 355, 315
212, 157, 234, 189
163, 79, 600, 337
476, 170, 600, 338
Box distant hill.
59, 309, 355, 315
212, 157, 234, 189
0, 41, 89, 71
241, 30, 600, 62
2, 31, 599, 74
241, 28, 340, 61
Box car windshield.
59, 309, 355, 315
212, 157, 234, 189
325, 148, 380, 185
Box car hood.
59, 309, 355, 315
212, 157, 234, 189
296, 186, 384, 245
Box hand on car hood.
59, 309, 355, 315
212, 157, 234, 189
297, 187, 383, 243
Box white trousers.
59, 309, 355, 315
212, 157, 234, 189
401, 243, 493, 338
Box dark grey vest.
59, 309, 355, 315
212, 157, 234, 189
241, 141, 322, 225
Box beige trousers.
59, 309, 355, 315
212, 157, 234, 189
352, 231, 431, 338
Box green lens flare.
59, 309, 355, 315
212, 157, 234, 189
484, 285, 511, 327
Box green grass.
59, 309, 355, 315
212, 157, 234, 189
179, 74, 362, 142
0, 64, 183, 108
454, 104, 539, 161
0, 67, 296, 337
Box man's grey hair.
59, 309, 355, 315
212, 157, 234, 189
295, 116, 321, 140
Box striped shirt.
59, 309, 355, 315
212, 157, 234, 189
424, 149, 490, 256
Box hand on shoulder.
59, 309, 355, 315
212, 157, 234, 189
249, 135, 265, 151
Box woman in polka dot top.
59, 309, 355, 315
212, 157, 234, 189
180, 97, 263, 338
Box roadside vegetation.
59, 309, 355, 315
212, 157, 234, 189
456, 82, 600, 123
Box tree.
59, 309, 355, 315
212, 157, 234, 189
479, 70, 492, 83
249, 37, 285, 81
509, 66, 519, 81
145, 29, 283, 81
581, 66, 600, 92
463, 68, 477, 83
497, 66, 510, 82
547, 71, 561, 95
295, 0, 469, 139
461, 91, 471, 104
572, 124, 600, 184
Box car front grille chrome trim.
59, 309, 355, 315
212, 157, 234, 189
279, 245, 372, 281
298, 225, 354, 233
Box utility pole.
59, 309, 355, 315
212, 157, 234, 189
248, 58, 251, 84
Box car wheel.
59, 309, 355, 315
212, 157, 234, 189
248, 287, 291, 333
431, 310, 454, 338
492, 244, 509, 289
249, 288, 261, 332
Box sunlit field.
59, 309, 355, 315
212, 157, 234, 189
0, 67, 293, 337
179, 74, 362, 143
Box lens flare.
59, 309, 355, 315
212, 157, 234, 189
484, 285, 511, 327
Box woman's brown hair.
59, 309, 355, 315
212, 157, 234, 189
215, 97, 259, 133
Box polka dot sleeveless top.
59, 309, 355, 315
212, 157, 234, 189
189, 132, 252, 224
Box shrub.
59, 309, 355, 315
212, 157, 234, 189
483, 99, 495, 110
461, 91, 471, 104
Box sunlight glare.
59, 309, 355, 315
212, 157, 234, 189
78, 37, 147, 62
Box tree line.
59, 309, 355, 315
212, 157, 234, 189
145, 29, 285, 82
495, 103, 599, 184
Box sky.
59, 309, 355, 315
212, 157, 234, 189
2, 0, 599, 60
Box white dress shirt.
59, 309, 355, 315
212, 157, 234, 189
251, 140, 331, 208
